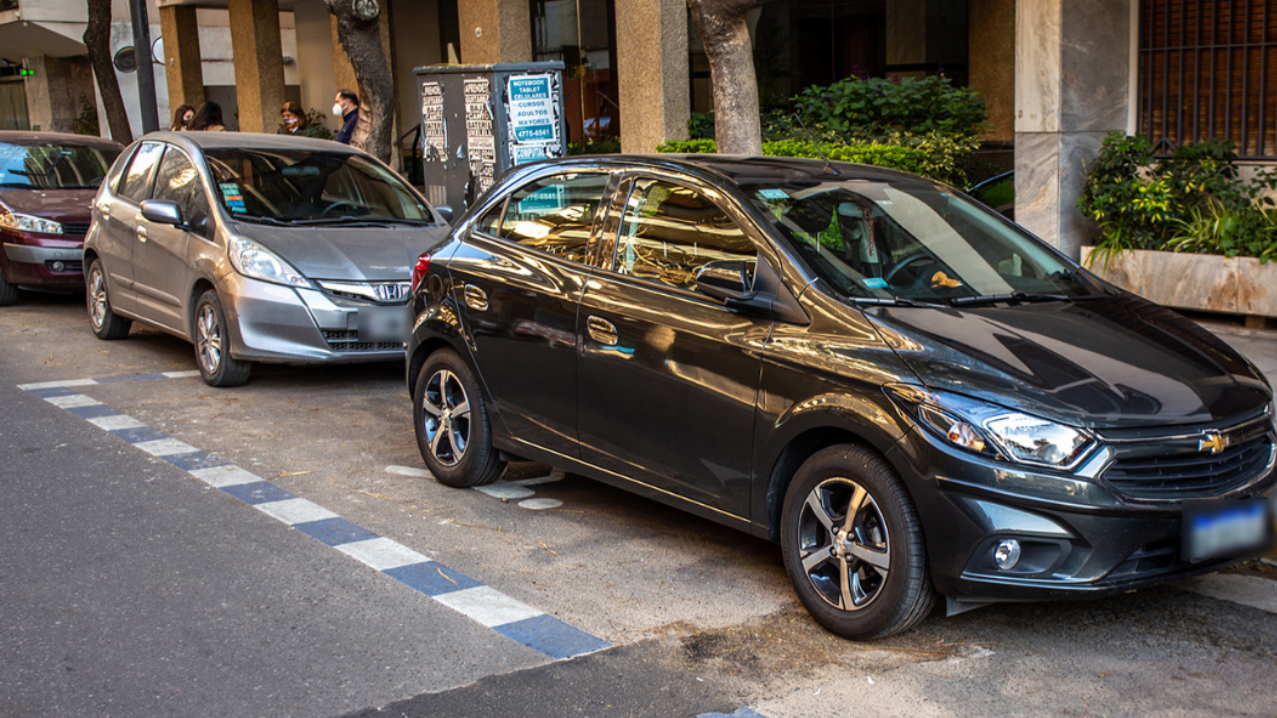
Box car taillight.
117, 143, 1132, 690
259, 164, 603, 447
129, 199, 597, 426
410, 252, 432, 293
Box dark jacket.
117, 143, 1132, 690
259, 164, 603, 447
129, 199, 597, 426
335, 108, 359, 144
277, 123, 325, 138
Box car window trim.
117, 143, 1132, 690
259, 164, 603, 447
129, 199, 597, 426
115, 141, 165, 208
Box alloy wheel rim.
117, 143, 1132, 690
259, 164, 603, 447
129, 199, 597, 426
196, 304, 222, 374
421, 369, 470, 467
797, 477, 891, 611
89, 268, 107, 329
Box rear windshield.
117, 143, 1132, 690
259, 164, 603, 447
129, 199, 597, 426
203, 148, 433, 224
0, 141, 122, 190
744, 177, 1104, 301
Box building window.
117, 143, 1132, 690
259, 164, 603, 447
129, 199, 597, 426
1139, 0, 1277, 158
530, 0, 619, 145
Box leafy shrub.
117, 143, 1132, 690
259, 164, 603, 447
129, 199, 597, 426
654, 137, 966, 183
792, 74, 987, 140
567, 137, 622, 155
688, 111, 715, 140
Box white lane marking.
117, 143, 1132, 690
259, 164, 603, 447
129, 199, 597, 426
162, 370, 202, 378
433, 585, 543, 627
386, 465, 432, 478
254, 498, 339, 526
134, 438, 201, 457
474, 482, 536, 500
1181, 573, 1277, 615
18, 379, 99, 390
336, 537, 431, 571
189, 465, 263, 488
86, 414, 146, 431
518, 498, 563, 510
44, 394, 102, 408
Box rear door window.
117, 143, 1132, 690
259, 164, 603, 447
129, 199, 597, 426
116, 142, 165, 205
495, 172, 609, 265
151, 147, 210, 228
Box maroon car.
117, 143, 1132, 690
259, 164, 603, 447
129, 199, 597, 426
0, 131, 123, 305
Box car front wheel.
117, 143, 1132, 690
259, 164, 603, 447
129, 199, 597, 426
413, 348, 505, 488
193, 290, 251, 387
86, 259, 131, 339
780, 443, 936, 640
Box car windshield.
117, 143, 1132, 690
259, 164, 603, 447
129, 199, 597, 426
203, 148, 434, 224
0, 141, 121, 190
746, 177, 1104, 303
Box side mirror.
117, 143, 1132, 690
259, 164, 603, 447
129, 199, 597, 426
140, 199, 184, 228
434, 204, 454, 224
695, 259, 752, 302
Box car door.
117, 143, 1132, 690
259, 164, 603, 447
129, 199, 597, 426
575, 173, 772, 518
448, 169, 613, 453
97, 141, 165, 314
132, 145, 207, 334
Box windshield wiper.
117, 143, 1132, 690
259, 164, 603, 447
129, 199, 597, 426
950, 292, 1109, 307
288, 216, 434, 227
846, 296, 948, 309
232, 215, 295, 226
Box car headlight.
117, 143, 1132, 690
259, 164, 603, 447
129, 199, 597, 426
886, 384, 1096, 470
228, 237, 309, 288
0, 211, 62, 234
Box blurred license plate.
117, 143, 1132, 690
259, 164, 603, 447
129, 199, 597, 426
357, 306, 410, 342
1182, 499, 1272, 561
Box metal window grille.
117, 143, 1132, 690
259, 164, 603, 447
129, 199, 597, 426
1139, 0, 1277, 158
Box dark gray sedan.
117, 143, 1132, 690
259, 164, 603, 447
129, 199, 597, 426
83, 132, 450, 386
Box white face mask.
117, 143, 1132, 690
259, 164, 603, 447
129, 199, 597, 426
332, 102, 344, 117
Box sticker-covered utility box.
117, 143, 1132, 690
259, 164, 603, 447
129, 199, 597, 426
414, 62, 567, 216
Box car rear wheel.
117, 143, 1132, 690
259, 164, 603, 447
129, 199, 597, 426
781, 444, 936, 640
193, 290, 251, 387
413, 348, 505, 488
86, 259, 131, 339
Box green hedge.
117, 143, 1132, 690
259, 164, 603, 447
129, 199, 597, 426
655, 136, 976, 186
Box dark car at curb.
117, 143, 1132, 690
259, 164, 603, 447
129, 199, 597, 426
403, 154, 1277, 640
0, 131, 123, 305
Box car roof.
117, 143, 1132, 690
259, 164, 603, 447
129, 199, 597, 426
542, 153, 933, 187
0, 130, 124, 150
141, 130, 360, 154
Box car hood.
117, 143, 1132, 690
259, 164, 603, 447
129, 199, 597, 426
865, 293, 1272, 428
232, 222, 451, 282
0, 188, 97, 223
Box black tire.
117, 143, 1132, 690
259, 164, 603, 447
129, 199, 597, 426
193, 290, 252, 387
780, 443, 937, 640
85, 259, 131, 339
413, 348, 505, 488
0, 269, 17, 306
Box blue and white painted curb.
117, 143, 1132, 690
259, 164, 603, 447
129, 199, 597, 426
19, 373, 611, 661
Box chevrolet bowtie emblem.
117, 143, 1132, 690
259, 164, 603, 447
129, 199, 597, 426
1198, 432, 1230, 455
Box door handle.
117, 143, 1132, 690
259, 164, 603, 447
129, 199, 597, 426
463, 284, 488, 311
135, 225, 148, 242
587, 315, 618, 346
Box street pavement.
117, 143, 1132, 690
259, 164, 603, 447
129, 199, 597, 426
1, 292, 1275, 718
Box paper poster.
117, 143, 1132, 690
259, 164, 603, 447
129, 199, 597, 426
420, 81, 447, 161
506, 74, 558, 144
463, 77, 496, 194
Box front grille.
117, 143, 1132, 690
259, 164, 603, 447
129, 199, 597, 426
322, 330, 401, 353
61, 222, 90, 236
1102, 434, 1274, 500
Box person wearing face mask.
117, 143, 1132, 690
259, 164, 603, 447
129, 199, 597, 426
278, 101, 322, 137
332, 90, 359, 145
170, 104, 195, 132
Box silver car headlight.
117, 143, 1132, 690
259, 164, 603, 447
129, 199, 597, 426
887, 384, 1096, 470
228, 237, 309, 288
0, 211, 62, 234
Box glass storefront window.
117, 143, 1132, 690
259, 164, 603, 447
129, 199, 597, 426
530, 0, 620, 145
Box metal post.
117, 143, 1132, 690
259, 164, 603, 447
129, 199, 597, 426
130, 0, 160, 134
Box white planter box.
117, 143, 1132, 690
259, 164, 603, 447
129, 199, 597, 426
1081, 247, 1277, 320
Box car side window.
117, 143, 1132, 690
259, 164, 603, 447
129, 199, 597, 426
476, 198, 506, 236
151, 147, 210, 230
116, 142, 165, 205
612, 178, 756, 292
496, 172, 608, 264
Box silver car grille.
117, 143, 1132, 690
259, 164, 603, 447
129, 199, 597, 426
317, 280, 411, 304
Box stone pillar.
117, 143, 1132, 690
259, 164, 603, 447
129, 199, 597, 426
160, 5, 205, 116
615, 0, 688, 152
228, 0, 286, 133
23, 55, 96, 134
1014, 0, 1131, 259
293, 0, 338, 128
457, 0, 530, 64
330, 15, 358, 98
968, 0, 1014, 143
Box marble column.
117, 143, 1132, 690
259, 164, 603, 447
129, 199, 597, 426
1015, 0, 1131, 259
457, 0, 531, 64
160, 5, 205, 114
228, 0, 286, 133
615, 0, 689, 152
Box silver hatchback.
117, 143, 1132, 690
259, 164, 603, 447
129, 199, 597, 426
83, 132, 449, 386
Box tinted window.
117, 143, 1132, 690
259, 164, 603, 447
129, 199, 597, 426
497, 172, 608, 264
117, 142, 165, 204
476, 198, 505, 236
152, 147, 210, 229
612, 178, 755, 291
0, 141, 121, 190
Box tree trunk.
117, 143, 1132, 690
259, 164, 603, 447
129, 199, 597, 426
326, 0, 394, 163
84, 0, 133, 144
687, 0, 763, 155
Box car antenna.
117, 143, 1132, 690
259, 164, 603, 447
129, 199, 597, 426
794, 113, 839, 176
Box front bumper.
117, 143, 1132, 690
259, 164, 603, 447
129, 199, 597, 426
218, 272, 408, 364
1, 233, 86, 288
887, 426, 1277, 603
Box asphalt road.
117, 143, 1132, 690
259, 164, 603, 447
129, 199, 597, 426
2, 291, 1275, 718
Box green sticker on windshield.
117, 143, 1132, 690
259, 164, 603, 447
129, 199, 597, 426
758, 189, 789, 200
